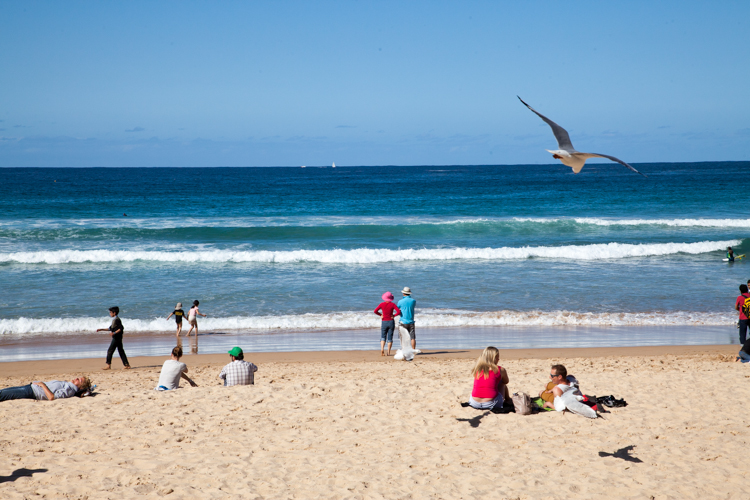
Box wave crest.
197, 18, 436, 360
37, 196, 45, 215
0, 310, 735, 335
0, 240, 738, 265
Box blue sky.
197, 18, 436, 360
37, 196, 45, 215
1, 1, 748, 167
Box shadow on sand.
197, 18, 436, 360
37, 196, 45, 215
0, 468, 48, 484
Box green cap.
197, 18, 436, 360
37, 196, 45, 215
228, 346, 243, 357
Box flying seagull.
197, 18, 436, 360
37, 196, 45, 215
518, 96, 647, 177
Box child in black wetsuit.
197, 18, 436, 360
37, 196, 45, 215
167, 303, 187, 337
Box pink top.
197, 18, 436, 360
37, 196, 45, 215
471, 368, 503, 399
374, 301, 401, 321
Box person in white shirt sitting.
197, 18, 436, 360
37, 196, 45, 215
156, 346, 197, 391
219, 347, 258, 386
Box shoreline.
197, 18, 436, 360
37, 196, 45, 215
0, 324, 739, 363
0, 344, 738, 378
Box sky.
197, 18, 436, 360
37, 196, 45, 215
1, 1, 748, 167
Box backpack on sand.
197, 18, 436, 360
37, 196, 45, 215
512, 392, 533, 415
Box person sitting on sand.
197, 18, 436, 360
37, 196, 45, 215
468, 346, 510, 410
185, 300, 207, 337
0, 376, 92, 402
374, 292, 401, 356
167, 303, 187, 338
156, 346, 198, 390
219, 347, 258, 386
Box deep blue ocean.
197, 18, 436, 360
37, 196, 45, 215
1, 162, 748, 344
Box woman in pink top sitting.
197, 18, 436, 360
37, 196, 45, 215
469, 346, 510, 410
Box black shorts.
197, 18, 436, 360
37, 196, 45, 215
401, 323, 415, 339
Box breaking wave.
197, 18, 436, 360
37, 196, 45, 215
0, 240, 738, 265
0, 309, 735, 336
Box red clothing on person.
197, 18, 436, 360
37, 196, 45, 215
737, 294, 750, 320
471, 368, 503, 399
374, 301, 401, 321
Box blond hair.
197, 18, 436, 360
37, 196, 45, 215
471, 346, 500, 379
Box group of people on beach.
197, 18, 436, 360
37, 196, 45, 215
0, 343, 258, 402
92, 301, 207, 372
374, 287, 416, 356
167, 300, 206, 338
468, 346, 598, 418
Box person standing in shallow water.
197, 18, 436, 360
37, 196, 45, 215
374, 292, 401, 356
97, 306, 130, 370
185, 300, 207, 337
167, 302, 186, 337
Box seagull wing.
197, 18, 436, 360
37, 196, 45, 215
518, 96, 575, 152
587, 153, 648, 178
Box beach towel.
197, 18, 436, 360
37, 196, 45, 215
393, 323, 421, 361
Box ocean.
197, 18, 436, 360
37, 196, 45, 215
1, 162, 748, 358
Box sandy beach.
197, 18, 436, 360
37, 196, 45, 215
1, 344, 747, 499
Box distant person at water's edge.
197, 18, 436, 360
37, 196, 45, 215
97, 306, 130, 370
736, 285, 750, 344
156, 346, 197, 390
397, 287, 417, 350
374, 292, 401, 356
167, 302, 186, 337
186, 300, 207, 337
219, 347, 258, 386
727, 247, 735, 262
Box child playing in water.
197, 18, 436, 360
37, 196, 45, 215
167, 302, 186, 337
185, 300, 207, 337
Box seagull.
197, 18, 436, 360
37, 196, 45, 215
518, 96, 647, 177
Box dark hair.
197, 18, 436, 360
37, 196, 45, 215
551, 364, 567, 379
741, 285, 749, 294
172, 346, 183, 358
233, 352, 244, 360
193, 300, 199, 306
109, 306, 119, 315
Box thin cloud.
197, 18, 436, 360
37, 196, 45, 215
125, 126, 145, 132
336, 125, 356, 129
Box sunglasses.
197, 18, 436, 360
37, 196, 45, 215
549, 373, 560, 378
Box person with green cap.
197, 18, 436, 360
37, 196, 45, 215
219, 347, 258, 386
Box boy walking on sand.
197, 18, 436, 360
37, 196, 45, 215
97, 306, 130, 370
167, 302, 186, 337
374, 292, 401, 356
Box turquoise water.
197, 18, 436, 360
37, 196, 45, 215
1, 162, 748, 346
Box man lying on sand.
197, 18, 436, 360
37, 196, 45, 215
219, 347, 258, 386
0, 376, 92, 402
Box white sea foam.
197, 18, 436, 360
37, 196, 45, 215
515, 217, 750, 228
3, 216, 748, 230
0, 240, 739, 265
0, 309, 735, 336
